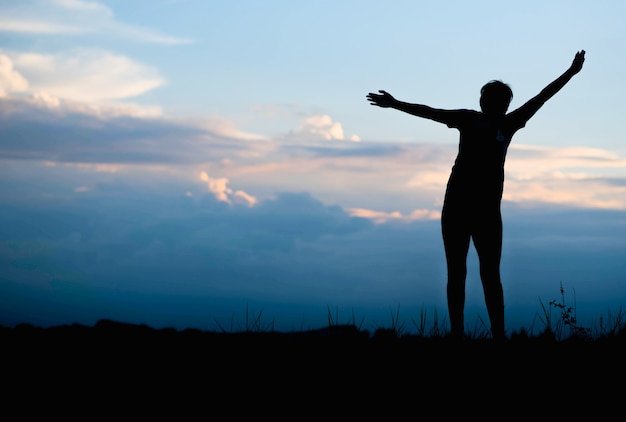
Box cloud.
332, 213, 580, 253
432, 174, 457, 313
6, 49, 165, 102
504, 145, 626, 209
200, 172, 230, 202
504, 175, 626, 209
406, 169, 452, 191
55, 0, 114, 15
0, 55, 29, 97
198, 117, 269, 142
233, 190, 258, 207
200, 171, 257, 207
348, 207, 441, 223
0, 0, 192, 45
1, 92, 625, 215
0, 95, 265, 166
0, 19, 83, 35
289, 115, 360, 142
508, 145, 626, 176
1, 181, 624, 332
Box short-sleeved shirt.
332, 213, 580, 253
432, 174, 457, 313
439, 109, 530, 206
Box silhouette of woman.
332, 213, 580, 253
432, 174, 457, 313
367, 50, 585, 340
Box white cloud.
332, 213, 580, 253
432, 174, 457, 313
200, 171, 257, 207
0, 20, 82, 35
8, 49, 165, 102
55, 0, 112, 15
30, 92, 61, 108
0, 55, 29, 97
109, 22, 193, 46
0, 0, 192, 45
292, 115, 360, 142
199, 117, 268, 141
19, 91, 162, 118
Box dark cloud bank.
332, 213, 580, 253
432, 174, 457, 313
1, 185, 624, 335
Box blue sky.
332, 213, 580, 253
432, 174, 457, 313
1, 0, 625, 335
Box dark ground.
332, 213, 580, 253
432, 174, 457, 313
3, 319, 625, 417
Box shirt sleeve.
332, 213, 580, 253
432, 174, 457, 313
440, 109, 478, 129
505, 96, 548, 131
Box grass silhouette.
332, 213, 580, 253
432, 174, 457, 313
208, 283, 626, 342
3, 283, 626, 345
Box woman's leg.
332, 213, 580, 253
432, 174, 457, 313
442, 206, 471, 338
472, 211, 505, 339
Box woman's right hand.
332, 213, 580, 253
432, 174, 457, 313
366, 90, 397, 108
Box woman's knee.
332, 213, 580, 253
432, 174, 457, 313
479, 267, 501, 285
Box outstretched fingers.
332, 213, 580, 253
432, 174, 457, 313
571, 50, 585, 73
366, 92, 381, 103
366, 90, 393, 107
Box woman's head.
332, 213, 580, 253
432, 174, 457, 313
480, 80, 513, 116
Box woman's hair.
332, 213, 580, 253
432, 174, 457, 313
480, 80, 513, 115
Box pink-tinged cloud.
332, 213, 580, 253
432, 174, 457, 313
43, 161, 122, 173
504, 145, 626, 209
508, 145, 626, 176
0, 55, 29, 97
504, 176, 626, 209
233, 190, 258, 207
348, 207, 441, 223
200, 171, 257, 207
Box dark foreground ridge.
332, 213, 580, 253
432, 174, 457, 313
4, 318, 626, 413
5, 318, 626, 358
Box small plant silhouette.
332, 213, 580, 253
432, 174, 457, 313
597, 305, 626, 338
411, 305, 447, 338
326, 305, 365, 330
214, 304, 274, 333
537, 282, 591, 341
